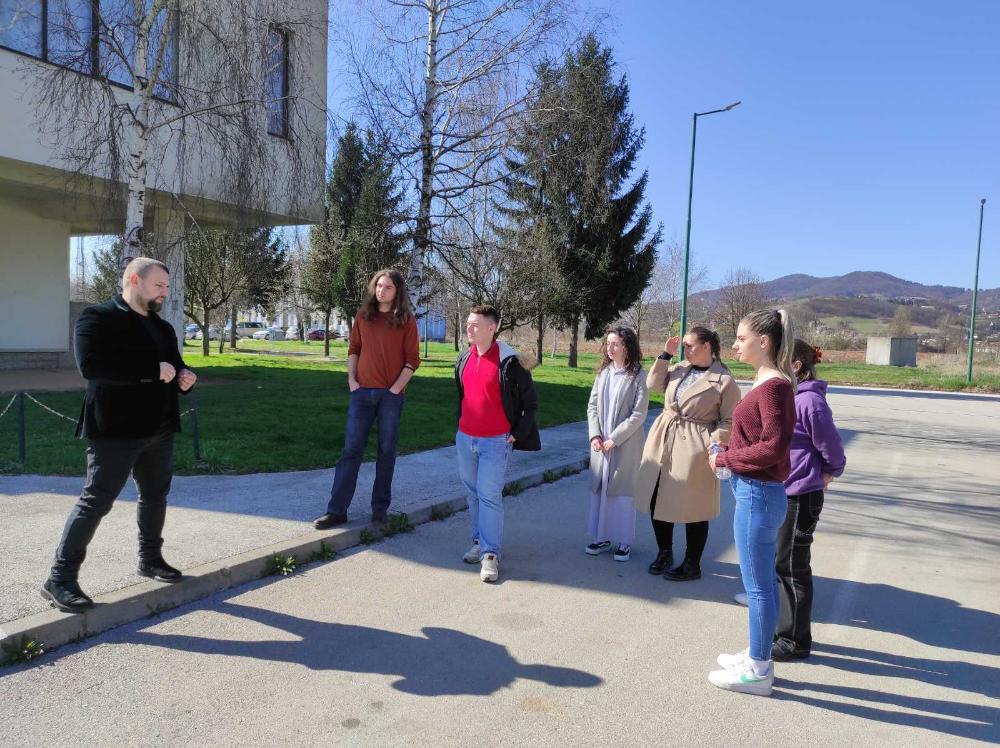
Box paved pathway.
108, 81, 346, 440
1, 386, 998, 746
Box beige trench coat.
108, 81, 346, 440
587, 366, 650, 498
633, 357, 741, 523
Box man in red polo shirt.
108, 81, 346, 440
454, 305, 540, 583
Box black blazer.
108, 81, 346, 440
75, 295, 189, 439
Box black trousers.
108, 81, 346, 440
50, 430, 175, 582
649, 482, 709, 564
775, 490, 824, 653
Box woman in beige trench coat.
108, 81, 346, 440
634, 327, 741, 581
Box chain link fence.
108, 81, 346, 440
0, 391, 200, 469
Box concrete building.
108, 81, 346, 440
0, 0, 327, 369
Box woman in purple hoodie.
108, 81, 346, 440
772, 340, 846, 660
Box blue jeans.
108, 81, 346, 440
731, 474, 788, 661
327, 387, 405, 516
456, 431, 511, 558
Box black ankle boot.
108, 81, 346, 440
664, 558, 702, 581
41, 578, 93, 613
648, 550, 673, 575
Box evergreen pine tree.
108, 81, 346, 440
505, 34, 660, 366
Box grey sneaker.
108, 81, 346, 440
734, 592, 748, 606
463, 541, 481, 564
480, 553, 499, 583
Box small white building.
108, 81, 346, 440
0, 0, 328, 368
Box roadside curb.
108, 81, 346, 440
0, 455, 588, 665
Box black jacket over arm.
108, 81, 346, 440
75, 295, 189, 439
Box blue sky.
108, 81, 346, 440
598, 1, 999, 289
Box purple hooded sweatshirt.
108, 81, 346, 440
784, 379, 847, 496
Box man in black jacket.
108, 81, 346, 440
42, 257, 197, 613
454, 304, 539, 583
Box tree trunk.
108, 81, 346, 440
551, 328, 558, 359
568, 313, 580, 368
453, 306, 460, 351
408, 1, 440, 299
324, 309, 332, 357
123, 8, 156, 263
535, 313, 544, 365
200, 321, 209, 356
228, 307, 237, 350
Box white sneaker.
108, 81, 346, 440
734, 592, 748, 606
480, 553, 499, 583
717, 647, 750, 670
463, 541, 480, 564
708, 659, 774, 696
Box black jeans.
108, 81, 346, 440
50, 430, 175, 582
775, 490, 824, 653
649, 482, 709, 564
327, 387, 406, 517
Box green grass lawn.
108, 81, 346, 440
0, 343, 663, 477
2, 342, 996, 477
819, 316, 937, 336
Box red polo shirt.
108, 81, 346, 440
459, 342, 511, 437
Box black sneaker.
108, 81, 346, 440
613, 544, 631, 562
664, 559, 701, 581
138, 558, 183, 583
313, 512, 348, 530
41, 578, 94, 613
771, 640, 810, 661
648, 550, 673, 575
585, 541, 612, 556
371, 512, 389, 530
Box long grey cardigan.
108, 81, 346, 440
587, 365, 650, 497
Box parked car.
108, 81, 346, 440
306, 327, 337, 340
234, 321, 266, 339
184, 323, 199, 340
285, 326, 301, 340
252, 326, 285, 341
194, 325, 222, 341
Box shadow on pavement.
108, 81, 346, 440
127, 600, 602, 697
775, 679, 999, 743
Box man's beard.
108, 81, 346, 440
147, 299, 163, 314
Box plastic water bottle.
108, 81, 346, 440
710, 443, 732, 480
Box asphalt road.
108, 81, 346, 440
1, 386, 998, 746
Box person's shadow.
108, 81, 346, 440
129, 601, 602, 697
775, 641, 1000, 743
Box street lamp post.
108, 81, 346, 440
679, 100, 741, 359
967, 198, 986, 384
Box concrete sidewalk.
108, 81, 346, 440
0, 416, 609, 649
1, 386, 997, 746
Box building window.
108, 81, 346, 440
0, 0, 177, 101
0, 0, 43, 56
47, 0, 94, 72
266, 26, 289, 138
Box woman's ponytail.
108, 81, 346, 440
775, 309, 796, 385
743, 308, 797, 385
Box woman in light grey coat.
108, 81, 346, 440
586, 326, 649, 562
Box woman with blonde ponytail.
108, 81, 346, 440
707, 308, 797, 697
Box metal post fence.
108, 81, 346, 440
3, 390, 202, 470
17, 391, 26, 464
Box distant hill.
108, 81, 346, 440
696, 271, 1000, 311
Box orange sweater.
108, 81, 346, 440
348, 312, 421, 389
